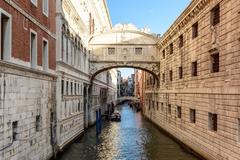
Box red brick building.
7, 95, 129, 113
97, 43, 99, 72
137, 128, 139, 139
0, 0, 56, 70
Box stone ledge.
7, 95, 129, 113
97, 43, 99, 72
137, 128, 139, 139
0, 61, 56, 81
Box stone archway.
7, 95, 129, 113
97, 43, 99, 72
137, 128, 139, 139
88, 24, 160, 82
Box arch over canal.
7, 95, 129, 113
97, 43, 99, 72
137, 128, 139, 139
89, 24, 160, 82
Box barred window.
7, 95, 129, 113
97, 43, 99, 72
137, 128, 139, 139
177, 106, 182, 118
192, 22, 198, 39
135, 48, 143, 55
179, 66, 183, 79
169, 70, 173, 81
108, 48, 115, 55
211, 53, 219, 73
36, 115, 41, 132
208, 113, 217, 131
168, 104, 171, 114
190, 109, 196, 123
162, 50, 165, 59
169, 43, 173, 54
211, 4, 220, 26
162, 73, 165, 82
179, 35, 184, 48
191, 61, 197, 76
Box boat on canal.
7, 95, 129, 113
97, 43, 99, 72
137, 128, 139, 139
110, 111, 121, 121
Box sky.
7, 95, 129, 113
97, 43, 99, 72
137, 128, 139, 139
107, 0, 192, 78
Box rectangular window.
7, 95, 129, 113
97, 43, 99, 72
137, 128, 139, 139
61, 80, 64, 95
75, 83, 77, 95
211, 4, 220, 26
157, 102, 159, 111
179, 35, 183, 48
208, 113, 217, 131
43, 0, 49, 16
169, 70, 173, 81
135, 48, 142, 55
192, 22, 198, 39
211, 53, 219, 73
190, 109, 196, 123
168, 104, 171, 114
108, 48, 115, 55
35, 115, 41, 132
66, 81, 69, 95
30, 31, 37, 68
31, 0, 37, 6
179, 66, 183, 79
162, 50, 165, 59
71, 82, 73, 95
42, 40, 48, 71
238, 118, 240, 142
12, 121, 18, 141
161, 103, 164, 112
191, 61, 197, 76
1, 12, 11, 61
169, 43, 173, 54
162, 73, 165, 82
177, 106, 182, 118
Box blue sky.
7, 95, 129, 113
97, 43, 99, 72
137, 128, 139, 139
107, 0, 191, 78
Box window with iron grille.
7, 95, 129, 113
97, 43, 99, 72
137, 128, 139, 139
135, 48, 143, 55
161, 103, 164, 112
179, 66, 183, 79
208, 113, 217, 131
162, 73, 165, 82
108, 48, 115, 55
12, 121, 18, 141
190, 109, 196, 123
179, 35, 184, 48
211, 4, 220, 26
162, 50, 165, 59
36, 115, 41, 132
168, 104, 171, 114
191, 61, 197, 76
169, 70, 173, 81
192, 22, 198, 39
177, 106, 182, 118
211, 53, 219, 73
169, 43, 173, 54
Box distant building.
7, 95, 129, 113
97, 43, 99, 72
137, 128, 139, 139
117, 70, 121, 97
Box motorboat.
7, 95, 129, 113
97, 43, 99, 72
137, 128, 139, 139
110, 111, 121, 122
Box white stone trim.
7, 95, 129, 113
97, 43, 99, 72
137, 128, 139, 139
0, 8, 12, 62
42, 37, 49, 71
30, 0, 38, 7
30, 29, 38, 69
42, 0, 49, 17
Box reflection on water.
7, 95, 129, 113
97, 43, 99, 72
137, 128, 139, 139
59, 103, 199, 160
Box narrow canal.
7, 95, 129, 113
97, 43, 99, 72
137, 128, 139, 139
59, 103, 199, 160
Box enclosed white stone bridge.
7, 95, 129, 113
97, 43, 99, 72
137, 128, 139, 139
89, 24, 160, 81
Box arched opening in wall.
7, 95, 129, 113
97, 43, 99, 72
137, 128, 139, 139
90, 66, 159, 99
90, 66, 159, 86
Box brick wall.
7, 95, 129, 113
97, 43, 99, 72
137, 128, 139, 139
0, 0, 56, 69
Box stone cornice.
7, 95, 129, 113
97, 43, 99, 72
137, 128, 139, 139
159, 0, 210, 47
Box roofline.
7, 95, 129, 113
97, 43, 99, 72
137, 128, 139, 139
103, 0, 112, 29
88, 29, 159, 44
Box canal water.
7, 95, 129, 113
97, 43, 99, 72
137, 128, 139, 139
59, 103, 199, 160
